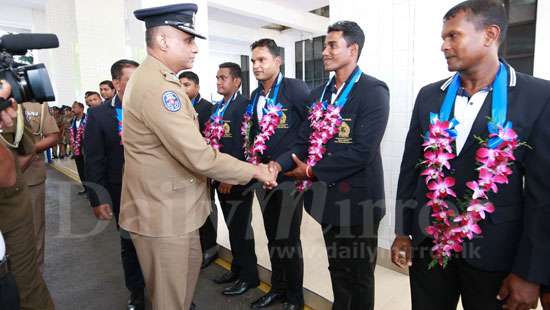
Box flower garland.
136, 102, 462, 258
242, 101, 283, 164
296, 101, 342, 191
203, 115, 225, 150
204, 94, 237, 150
242, 74, 284, 165
296, 68, 363, 192
422, 118, 519, 268
70, 114, 87, 156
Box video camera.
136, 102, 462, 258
0, 33, 59, 112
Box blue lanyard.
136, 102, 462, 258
192, 95, 200, 107
440, 62, 508, 125
438, 62, 509, 148
246, 73, 283, 116
318, 67, 362, 110
211, 92, 238, 121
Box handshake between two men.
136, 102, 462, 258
249, 154, 310, 191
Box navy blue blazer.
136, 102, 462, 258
278, 71, 390, 227
249, 76, 310, 182
395, 64, 550, 285
192, 94, 213, 135
215, 92, 249, 161
83, 97, 123, 207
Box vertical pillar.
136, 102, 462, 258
74, 0, 126, 97
44, 0, 79, 107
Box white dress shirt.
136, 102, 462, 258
256, 94, 267, 121
0, 231, 5, 260
453, 88, 490, 154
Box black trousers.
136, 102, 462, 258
321, 223, 380, 310
109, 183, 145, 292
410, 239, 508, 310
217, 184, 259, 284
0, 273, 19, 310
257, 186, 304, 305
199, 186, 218, 253
74, 155, 86, 190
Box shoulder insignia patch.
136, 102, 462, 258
162, 91, 182, 112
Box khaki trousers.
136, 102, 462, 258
130, 230, 202, 310
28, 183, 45, 273
0, 173, 54, 310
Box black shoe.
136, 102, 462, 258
222, 279, 259, 296
250, 291, 286, 308
201, 251, 218, 269
213, 270, 238, 284
283, 302, 304, 310
127, 289, 145, 310
189, 302, 196, 310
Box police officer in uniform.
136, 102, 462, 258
21, 101, 59, 273
208, 62, 260, 296
0, 81, 55, 309
84, 59, 146, 310
120, 4, 275, 310
179, 71, 219, 269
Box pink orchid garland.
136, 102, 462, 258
203, 116, 225, 150
296, 101, 343, 192
242, 103, 283, 164
422, 117, 519, 267
70, 116, 87, 156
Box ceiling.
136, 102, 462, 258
208, 0, 329, 31
0, 0, 45, 9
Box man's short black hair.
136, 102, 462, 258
85, 91, 101, 98
99, 80, 114, 89
327, 20, 365, 61
250, 38, 280, 57
72, 101, 84, 109
110, 59, 139, 80
444, 0, 508, 43
178, 71, 200, 85
219, 62, 242, 80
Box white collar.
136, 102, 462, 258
440, 64, 517, 91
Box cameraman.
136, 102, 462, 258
0, 80, 55, 309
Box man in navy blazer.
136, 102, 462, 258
84, 59, 146, 310
247, 39, 310, 310
273, 21, 390, 310
391, 1, 550, 309
206, 62, 261, 296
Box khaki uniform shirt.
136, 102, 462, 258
0, 138, 32, 233
22, 102, 59, 186
120, 55, 256, 237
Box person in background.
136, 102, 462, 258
70, 101, 87, 195
85, 59, 146, 310
99, 80, 116, 102
21, 101, 60, 273
85, 91, 103, 108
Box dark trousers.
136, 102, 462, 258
199, 186, 218, 253
217, 184, 259, 284
257, 186, 304, 305
321, 223, 379, 310
410, 239, 508, 310
109, 183, 145, 292
74, 155, 86, 189
0, 273, 19, 310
